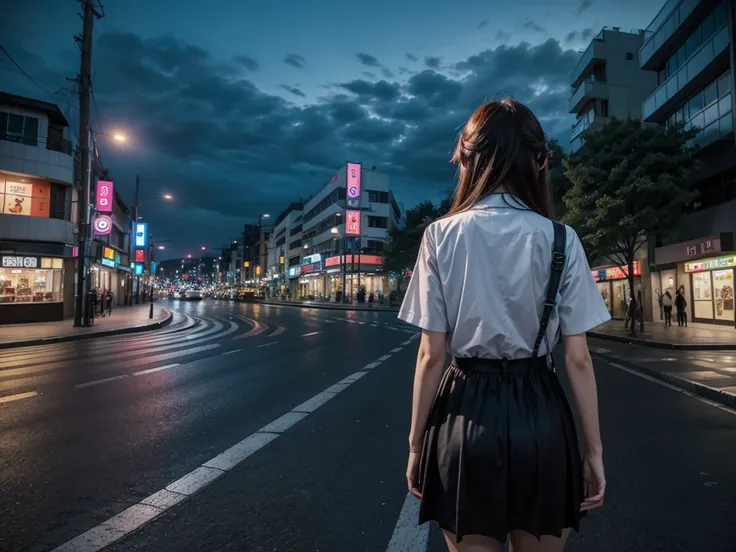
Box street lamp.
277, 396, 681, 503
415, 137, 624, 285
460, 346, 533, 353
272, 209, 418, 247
113, 133, 127, 142
157, 245, 165, 250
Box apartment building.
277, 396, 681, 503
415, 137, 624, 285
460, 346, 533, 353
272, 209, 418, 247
266, 201, 304, 296
569, 28, 658, 152
641, 0, 736, 326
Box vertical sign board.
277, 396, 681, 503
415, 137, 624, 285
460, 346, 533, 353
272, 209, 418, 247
346, 162, 361, 208
134, 222, 148, 249
135, 249, 145, 263
345, 210, 361, 236
96, 180, 114, 213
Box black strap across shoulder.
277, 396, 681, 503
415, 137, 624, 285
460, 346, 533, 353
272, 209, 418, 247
532, 220, 567, 361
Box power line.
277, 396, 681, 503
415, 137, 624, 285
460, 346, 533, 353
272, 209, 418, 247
90, 78, 105, 135
0, 44, 55, 98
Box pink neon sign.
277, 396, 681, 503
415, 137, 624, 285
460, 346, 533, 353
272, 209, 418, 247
96, 180, 114, 213
345, 210, 361, 236
346, 162, 361, 207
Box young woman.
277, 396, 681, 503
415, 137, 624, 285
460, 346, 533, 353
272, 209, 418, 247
398, 99, 609, 552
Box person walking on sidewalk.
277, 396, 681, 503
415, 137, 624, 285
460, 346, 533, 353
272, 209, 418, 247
400, 98, 608, 552
675, 286, 687, 327
662, 290, 673, 327
106, 290, 114, 317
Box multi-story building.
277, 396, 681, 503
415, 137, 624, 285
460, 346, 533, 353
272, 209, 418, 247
569, 28, 658, 152
266, 202, 304, 297
293, 163, 401, 301
642, 0, 736, 326
241, 223, 272, 287
0, 92, 77, 323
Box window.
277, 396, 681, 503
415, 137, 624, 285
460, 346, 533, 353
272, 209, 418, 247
49, 184, 66, 220
600, 99, 609, 117
688, 92, 704, 116
0, 111, 39, 146
367, 216, 388, 228
718, 72, 731, 97
704, 81, 718, 108
685, 28, 702, 59
713, 1, 727, 26
626, 52, 634, 61
367, 190, 389, 204
0, 260, 63, 304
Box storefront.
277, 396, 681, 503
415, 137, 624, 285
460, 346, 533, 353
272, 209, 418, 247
324, 254, 389, 299
685, 256, 735, 325
0, 254, 65, 323
652, 233, 736, 326
298, 255, 325, 299
591, 261, 642, 319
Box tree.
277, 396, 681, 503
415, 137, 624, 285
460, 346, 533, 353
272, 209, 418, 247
384, 199, 450, 283
562, 118, 699, 336
548, 138, 571, 219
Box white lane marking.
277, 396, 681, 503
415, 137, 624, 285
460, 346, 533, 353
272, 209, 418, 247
257, 341, 279, 348
390, 347, 404, 353
76, 374, 130, 389
301, 331, 320, 337
607, 362, 736, 416
377, 355, 392, 362
0, 391, 39, 404
386, 327, 400, 332
324, 320, 336, 323
357, 321, 366, 325
133, 364, 180, 377
402, 330, 415, 334
222, 348, 243, 356
371, 323, 379, 327
386, 492, 429, 552
363, 362, 381, 370
589, 346, 611, 354
401, 340, 413, 346
52, 347, 398, 552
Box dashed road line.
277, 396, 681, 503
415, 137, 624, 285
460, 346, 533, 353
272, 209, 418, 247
0, 391, 39, 404
257, 342, 279, 348
390, 347, 404, 353
401, 339, 414, 346
76, 363, 183, 388
301, 331, 320, 337
222, 349, 243, 356
51, 345, 404, 552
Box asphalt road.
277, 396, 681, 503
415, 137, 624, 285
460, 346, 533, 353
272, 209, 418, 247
0, 301, 734, 552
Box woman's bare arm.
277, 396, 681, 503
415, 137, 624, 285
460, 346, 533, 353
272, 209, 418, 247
408, 330, 447, 451
562, 333, 602, 456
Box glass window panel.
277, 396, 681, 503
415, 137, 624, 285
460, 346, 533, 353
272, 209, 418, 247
52, 258, 63, 269
22, 117, 38, 146
701, 12, 714, 40
0, 111, 7, 133
704, 81, 718, 107
667, 78, 679, 100
713, 25, 729, 52
686, 28, 702, 57
41, 258, 53, 268
718, 94, 732, 116
719, 113, 733, 135
704, 103, 719, 126
7, 113, 23, 135
0, 267, 62, 303
690, 110, 705, 130
667, 55, 678, 76
656, 86, 668, 109
718, 72, 731, 97
713, 1, 727, 27
689, 92, 704, 114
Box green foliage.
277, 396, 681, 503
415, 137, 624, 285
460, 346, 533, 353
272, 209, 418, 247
563, 118, 699, 264
383, 198, 450, 275
548, 138, 571, 219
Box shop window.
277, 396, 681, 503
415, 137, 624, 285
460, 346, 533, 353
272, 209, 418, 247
0, 261, 62, 304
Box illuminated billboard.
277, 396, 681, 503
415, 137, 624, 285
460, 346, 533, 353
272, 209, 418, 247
345, 210, 361, 236
346, 162, 361, 208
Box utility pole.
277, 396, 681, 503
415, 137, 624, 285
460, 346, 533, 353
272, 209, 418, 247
73, 0, 102, 327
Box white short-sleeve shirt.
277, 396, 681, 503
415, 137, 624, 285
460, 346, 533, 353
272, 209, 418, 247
398, 193, 611, 359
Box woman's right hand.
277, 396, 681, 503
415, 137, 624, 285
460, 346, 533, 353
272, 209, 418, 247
580, 453, 606, 511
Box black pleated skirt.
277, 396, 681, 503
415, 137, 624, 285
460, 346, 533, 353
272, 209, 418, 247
417, 356, 584, 544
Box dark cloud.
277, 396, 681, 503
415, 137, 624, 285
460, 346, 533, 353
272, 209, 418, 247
233, 55, 259, 71
363, 71, 376, 79
425, 56, 442, 69
566, 31, 579, 43
522, 19, 546, 33
283, 53, 306, 68
478, 20, 489, 30
381, 67, 394, 79
355, 53, 380, 67
577, 0, 595, 14
406, 53, 418, 62
582, 28, 595, 39
1, 25, 584, 258
496, 30, 511, 41
280, 84, 306, 98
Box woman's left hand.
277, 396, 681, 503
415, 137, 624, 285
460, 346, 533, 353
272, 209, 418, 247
406, 451, 422, 499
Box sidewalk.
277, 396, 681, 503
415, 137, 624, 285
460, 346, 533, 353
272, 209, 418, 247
589, 319, 736, 350
258, 299, 400, 312
0, 304, 173, 349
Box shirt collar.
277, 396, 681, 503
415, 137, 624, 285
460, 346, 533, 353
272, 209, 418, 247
475, 193, 529, 210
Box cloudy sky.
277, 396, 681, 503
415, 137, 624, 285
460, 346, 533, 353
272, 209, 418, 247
1, 0, 661, 259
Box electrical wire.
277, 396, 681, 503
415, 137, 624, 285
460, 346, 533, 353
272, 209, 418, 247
90, 79, 105, 135
0, 44, 56, 98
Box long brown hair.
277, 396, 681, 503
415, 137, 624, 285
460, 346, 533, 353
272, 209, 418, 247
446, 98, 554, 218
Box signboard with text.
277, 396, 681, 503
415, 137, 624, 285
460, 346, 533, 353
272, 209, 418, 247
345, 210, 361, 236
0, 180, 51, 217
93, 215, 112, 235
346, 162, 361, 208
135, 249, 145, 263
325, 254, 383, 267
96, 180, 114, 213
685, 255, 736, 273
591, 261, 641, 282
134, 222, 148, 248
1, 255, 41, 268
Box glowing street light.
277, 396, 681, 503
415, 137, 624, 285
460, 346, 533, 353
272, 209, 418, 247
163, 193, 173, 200
186, 254, 192, 259
157, 245, 165, 250
112, 133, 127, 142
201, 246, 206, 251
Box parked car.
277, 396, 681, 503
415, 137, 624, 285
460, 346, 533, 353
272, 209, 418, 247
185, 289, 203, 301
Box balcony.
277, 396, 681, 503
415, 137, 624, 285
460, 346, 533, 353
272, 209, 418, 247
0, 139, 74, 184
640, 0, 708, 70
642, 24, 729, 121
569, 80, 609, 114
569, 111, 611, 152
570, 36, 605, 88
0, 214, 74, 244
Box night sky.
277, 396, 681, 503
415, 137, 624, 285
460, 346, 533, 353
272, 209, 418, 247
1, 0, 661, 259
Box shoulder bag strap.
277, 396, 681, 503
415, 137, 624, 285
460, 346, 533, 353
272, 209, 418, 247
532, 220, 567, 360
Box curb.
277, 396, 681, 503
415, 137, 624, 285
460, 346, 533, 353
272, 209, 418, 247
258, 301, 400, 313
594, 351, 736, 408
0, 309, 174, 350
587, 330, 736, 351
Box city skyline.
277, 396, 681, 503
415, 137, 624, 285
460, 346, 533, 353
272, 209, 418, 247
1, 0, 662, 258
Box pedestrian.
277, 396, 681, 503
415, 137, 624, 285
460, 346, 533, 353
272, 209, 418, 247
106, 289, 114, 316
369, 292, 375, 307
399, 98, 608, 552
675, 285, 687, 327
655, 288, 663, 321
662, 290, 673, 327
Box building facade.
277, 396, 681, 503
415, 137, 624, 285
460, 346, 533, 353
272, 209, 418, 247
266, 202, 303, 297
273, 164, 401, 301
642, 0, 736, 326
569, 28, 658, 152
0, 92, 77, 323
